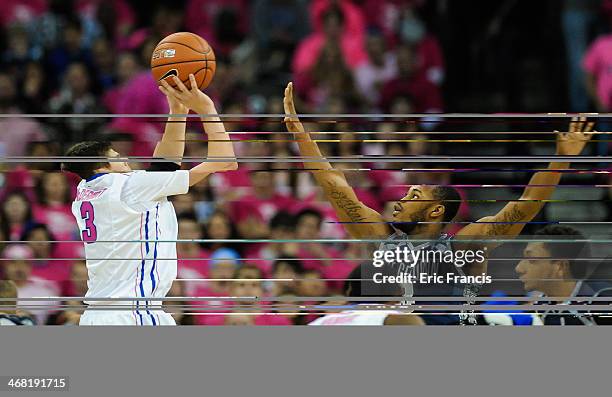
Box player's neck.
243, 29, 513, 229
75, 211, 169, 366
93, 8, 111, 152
545, 280, 578, 302
408, 224, 443, 240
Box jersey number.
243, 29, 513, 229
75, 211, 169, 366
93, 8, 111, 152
80, 201, 98, 243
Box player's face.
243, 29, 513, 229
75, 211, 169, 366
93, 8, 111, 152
515, 242, 558, 293
105, 149, 131, 173
390, 185, 441, 235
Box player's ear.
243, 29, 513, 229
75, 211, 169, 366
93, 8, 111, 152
554, 260, 572, 278
429, 204, 445, 220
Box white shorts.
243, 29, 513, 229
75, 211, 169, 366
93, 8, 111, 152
79, 309, 176, 326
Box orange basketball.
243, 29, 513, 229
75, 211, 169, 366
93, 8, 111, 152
150, 32, 216, 90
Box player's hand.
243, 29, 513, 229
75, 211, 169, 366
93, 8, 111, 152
283, 82, 305, 133
556, 116, 595, 156
159, 74, 215, 115
159, 79, 188, 115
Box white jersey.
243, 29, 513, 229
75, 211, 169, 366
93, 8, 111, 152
71, 170, 189, 323
309, 310, 400, 326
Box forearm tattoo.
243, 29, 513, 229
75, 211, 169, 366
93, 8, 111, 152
487, 205, 525, 236
326, 183, 366, 223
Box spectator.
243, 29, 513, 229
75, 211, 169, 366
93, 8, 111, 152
164, 280, 197, 326
33, 172, 76, 241
66, 259, 88, 297
269, 257, 304, 296
0, 280, 36, 326
1, 244, 59, 324
90, 38, 116, 90
515, 226, 611, 325
354, 29, 399, 107
231, 167, 296, 239
77, 0, 135, 45
0, 191, 35, 241
48, 62, 105, 143
191, 248, 241, 325
22, 223, 72, 286
293, 208, 357, 291
44, 15, 94, 85
176, 215, 210, 296
0, 0, 47, 28
0, 73, 46, 158
203, 210, 241, 253
583, 32, 612, 112
379, 44, 443, 113
21, 62, 50, 113
397, 6, 444, 86
226, 265, 292, 325
293, 2, 367, 76
185, 0, 250, 59
583, 31, 612, 155
253, 0, 310, 81
244, 211, 297, 276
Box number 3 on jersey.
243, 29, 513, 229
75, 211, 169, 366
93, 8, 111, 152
80, 201, 98, 243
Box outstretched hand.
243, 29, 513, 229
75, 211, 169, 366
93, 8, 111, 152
283, 82, 305, 133
159, 74, 214, 115
556, 116, 595, 156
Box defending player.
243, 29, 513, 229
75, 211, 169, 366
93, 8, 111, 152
283, 82, 594, 325
62, 75, 237, 326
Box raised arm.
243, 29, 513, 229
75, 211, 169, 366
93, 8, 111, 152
283, 82, 389, 239
160, 74, 238, 187
457, 117, 594, 249
154, 77, 189, 165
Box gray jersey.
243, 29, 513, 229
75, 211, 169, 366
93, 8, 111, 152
375, 231, 483, 325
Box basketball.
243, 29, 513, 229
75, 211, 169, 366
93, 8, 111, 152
150, 32, 216, 90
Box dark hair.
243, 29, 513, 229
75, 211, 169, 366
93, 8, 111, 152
295, 208, 323, 227
534, 225, 591, 279
323, 5, 345, 26
0, 191, 33, 240
35, 172, 71, 205
61, 141, 112, 179
273, 257, 304, 275
269, 211, 296, 230
343, 265, 402, 301
21, 223, 56, 252
431, 186, 461, 223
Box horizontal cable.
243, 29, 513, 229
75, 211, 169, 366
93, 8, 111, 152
4, 304, 612, 312
1, 239, 611, 243
4, 296, 612, 302
4, 155, 610, 163
1, 257, 608, 262
0, 112, 609, 118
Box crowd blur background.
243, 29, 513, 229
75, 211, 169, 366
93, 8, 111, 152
0, 0, 612, 325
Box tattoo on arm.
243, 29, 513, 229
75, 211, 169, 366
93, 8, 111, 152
487, 205, 525, 236
325, 182, 367, 223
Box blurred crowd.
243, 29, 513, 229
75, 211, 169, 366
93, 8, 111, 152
1, 0, 612, 325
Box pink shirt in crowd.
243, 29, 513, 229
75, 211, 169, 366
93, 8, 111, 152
0, 0, 46, 27
293, 0, 368, 74
583, 34, 612, 110
103, 71, 167, 156
231, 193, 296, 224
33, 203, 76, 242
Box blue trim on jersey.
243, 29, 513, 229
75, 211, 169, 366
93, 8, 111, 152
85, 173, 107, 182
150, 204, 159, 294
141, 210, 157, 326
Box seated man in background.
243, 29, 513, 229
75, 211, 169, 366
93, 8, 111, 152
515, 225, 612, 325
